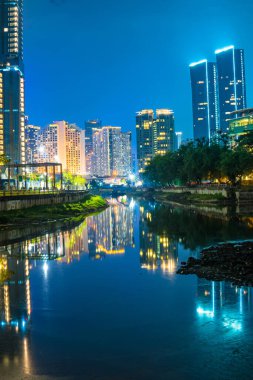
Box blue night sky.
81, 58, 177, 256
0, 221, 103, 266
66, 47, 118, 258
24, 0, 253, 144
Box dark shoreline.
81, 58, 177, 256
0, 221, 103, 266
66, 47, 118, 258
177, 241, 253, 287
0, 194, 108, 227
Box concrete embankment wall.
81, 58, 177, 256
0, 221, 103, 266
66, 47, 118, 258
0, 191, 88, 211
236, 191, 253, 204
158, 187, 230, 198
158, 187, 253, 205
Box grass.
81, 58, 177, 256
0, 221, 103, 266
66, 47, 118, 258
0, 194, 108, 225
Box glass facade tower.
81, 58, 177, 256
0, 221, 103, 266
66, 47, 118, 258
215, 46, 247, 133
190, 60, 218, 140
0, 0, 25, 163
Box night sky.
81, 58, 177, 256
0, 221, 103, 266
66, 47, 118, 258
24, 0, 253, 146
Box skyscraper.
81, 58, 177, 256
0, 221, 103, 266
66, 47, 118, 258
215, 46, 247, 133
38, 121, 86, 175
155, 109, 175, 154
136, 110, 154, 174
25, 124, 41, 163
0, 0, 25, 163
136, 109, 175, 174
92, 126, 132, 177
119, 131, 132, 177
190, 60, 218, 140
175, 132, 183, 150
85, 119, 101, 174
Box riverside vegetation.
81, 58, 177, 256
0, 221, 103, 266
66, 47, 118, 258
145, 133, 253, 186
0, 194, 108, 225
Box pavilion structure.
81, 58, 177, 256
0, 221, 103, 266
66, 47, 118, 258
1, 162, 63, 191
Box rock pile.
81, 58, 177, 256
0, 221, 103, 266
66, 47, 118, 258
177, 241, 253, 286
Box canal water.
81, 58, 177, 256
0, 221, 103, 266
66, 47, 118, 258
0, 198, 253, 380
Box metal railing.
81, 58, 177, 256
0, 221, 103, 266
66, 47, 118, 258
0, 188, 88, 197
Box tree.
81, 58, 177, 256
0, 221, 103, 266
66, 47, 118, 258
63, 172, 86, 188
27, 172, 40, 182
0, 154, 11, 178
73, 175, 86, 188
63, 172, 74, 186
220, 147, 253, 186
237, 131, 253, 152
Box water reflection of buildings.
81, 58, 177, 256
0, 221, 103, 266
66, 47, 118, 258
0, 258, 31, 331
197, 279, 252, 331
87, 200, 135, 260
139, 206, 178, 275
0, 231, 65, 329
50, 200, 135, 263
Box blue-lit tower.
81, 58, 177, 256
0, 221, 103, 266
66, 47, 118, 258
0, 0, 25, 163
190, 59, 218, 140
215, 46, 247, 133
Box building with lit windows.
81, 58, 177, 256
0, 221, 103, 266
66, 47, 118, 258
190, 60, 218, 140
228, 108, 253, 145
215, 46, 247, 133
92, 126, 131, 177
38, 121, 86, 175
119, 131, 132, 177
155, 109, 175, 154
136, 110, 155, 174
175, 131, 183, 150
0, 0, 25, 163
25, 124, 41, 163
136, 109, 175, 174
85, 119, 101, 175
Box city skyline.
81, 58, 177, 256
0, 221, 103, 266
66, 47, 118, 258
190, 45, 247, 140
23, 0, 253, 144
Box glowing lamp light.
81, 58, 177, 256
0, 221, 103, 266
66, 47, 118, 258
38, 146, 45, 154
43, 262, 49, 276
223, 318, 242, 331
197, 307, 214, 318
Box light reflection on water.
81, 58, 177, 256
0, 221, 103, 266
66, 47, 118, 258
0, 198, 252, 379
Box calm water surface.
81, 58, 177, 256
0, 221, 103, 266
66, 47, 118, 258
0, 198, 253, 380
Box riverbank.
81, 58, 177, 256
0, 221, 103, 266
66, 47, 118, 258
0, 194, 108, 226
153, 190, 228, 205
177, 241, 253, 286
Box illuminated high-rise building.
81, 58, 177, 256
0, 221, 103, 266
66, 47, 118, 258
155, 109, 175, 154
215, 46, 247, 133
119, 131, 132, 176
85, 119, 101, 175
190, 60, 218, 140
0, 0, 25, 163
25, 124, 41, 163
175, 131, 183, 150
136, 110, 155, 174
38, 121, 86, 175
92, 126, 131, 177
136, 109, 175, 174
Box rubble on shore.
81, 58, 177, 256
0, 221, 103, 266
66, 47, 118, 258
177, 241, 253, 287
